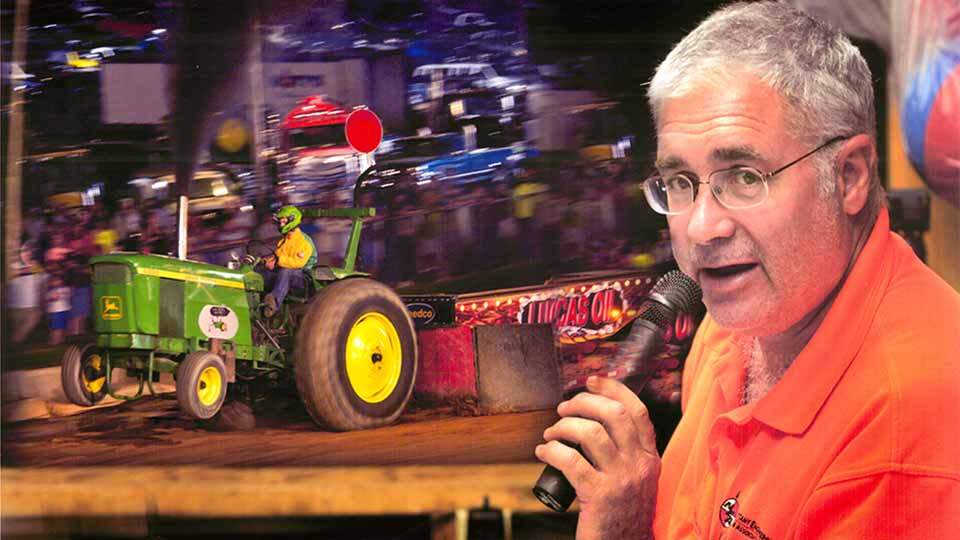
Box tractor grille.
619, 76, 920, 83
93, 263, 131, 283
158, 278, 184, 337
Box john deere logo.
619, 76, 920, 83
406, 302, 436, 325
101, 296, 122, 320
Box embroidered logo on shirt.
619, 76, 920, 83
718, 493, 773, 540
719, 496, 738, 528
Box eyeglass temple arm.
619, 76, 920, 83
767, 135, 852, 178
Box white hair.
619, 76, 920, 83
648, 1, 882, 209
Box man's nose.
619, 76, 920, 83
685, 187, 735, 245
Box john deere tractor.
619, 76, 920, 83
60, 207, 418, 431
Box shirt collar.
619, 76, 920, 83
750, 208, 892, 435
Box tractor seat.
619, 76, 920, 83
309, 266, 337, 282
285, 266, 336, 304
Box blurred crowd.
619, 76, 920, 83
5, 157, 673, 349
350, 158, 671, 286
6, 196, 179, 348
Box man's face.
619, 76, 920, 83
658, 75, 852, 336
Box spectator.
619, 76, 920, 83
388, 193, 419, 286
44, 230, 73, 266
46, 274, 71, 346
357, 192, 385, 275
67, 220, 96, 259
313, 191, 351, 266
596, 174, 620, 236
141, 211, 173, 255
112, 198, 142, 251
24, 206, 46, 245
417, 188, 443, 278
539, 190, 569, 266
475, 183, 505, 270
511, 168, 549, 262
65, 250, 92, 338
446, 185, 475, 275
92, 219, 118, 254
6, 243, 47, 345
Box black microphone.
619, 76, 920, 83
532, 270, 702, 512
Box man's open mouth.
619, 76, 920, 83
701, 263, 758, 279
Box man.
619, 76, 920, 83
511, 165, 549, 261
535, 3, 960, 539
6, 243, 47, 345
261, 205, 316, 317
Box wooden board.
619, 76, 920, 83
2, 464, 554, 517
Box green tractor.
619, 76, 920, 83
60, 207, 418, 431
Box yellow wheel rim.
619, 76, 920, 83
345, 312, 402, 404
83, 354, 105, 394
197, 366, 223, 407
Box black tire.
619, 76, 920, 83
294, 278, 418, 431
176, 351, 228, 420
60, 343, 107, 406
213, 400, 256, 431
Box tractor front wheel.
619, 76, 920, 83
176, 351, 228, 420
61, 343, 107, 406
295, 278, 418, 431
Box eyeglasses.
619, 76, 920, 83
642, 135, 851, 215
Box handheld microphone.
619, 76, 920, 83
532, 270, 702, 512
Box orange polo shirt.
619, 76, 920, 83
654, 208, 960, 539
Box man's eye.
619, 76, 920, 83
730, 169, 763, 186
664, 175, 693, 192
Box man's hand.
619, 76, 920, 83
265, 254, 277, 270
535, 376, 660, 540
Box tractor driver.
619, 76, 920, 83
260, 205, 316, 317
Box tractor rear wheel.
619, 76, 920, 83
61, 343, 107, 406
294, 278, 417, 431
176, 351, 228, 420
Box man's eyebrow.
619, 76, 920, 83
654, 155, 687, 171
711, 145, 766, 164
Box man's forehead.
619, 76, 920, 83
654, 74, 789, 170
655, 143, 769, 171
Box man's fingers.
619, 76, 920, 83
534, 439, 595, 491
543, 416, 618, 469
588, 377, 656, 438
562, 377, 659, 455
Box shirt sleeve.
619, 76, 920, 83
793, 471, 960, 539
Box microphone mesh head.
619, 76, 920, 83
649, 270, 703, 314
638, 301, 674, 329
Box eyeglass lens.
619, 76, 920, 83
650, 168, 768, 213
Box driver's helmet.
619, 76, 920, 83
274, 205, 302, 235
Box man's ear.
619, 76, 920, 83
836, 134, 876, 216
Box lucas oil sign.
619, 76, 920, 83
455, 274, 665, 344
518, 286, 625, 341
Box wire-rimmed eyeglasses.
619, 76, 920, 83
642, 135, 851, 215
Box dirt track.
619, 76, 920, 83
1, 391, 558, 468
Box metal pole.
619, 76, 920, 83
249, 1, 268, 210
3, 0, 29, 282
177, 195, 189, 259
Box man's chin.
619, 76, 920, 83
704, 299, 772, 335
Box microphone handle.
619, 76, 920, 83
610, 318, 669, 394
533, 320, 666, 512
